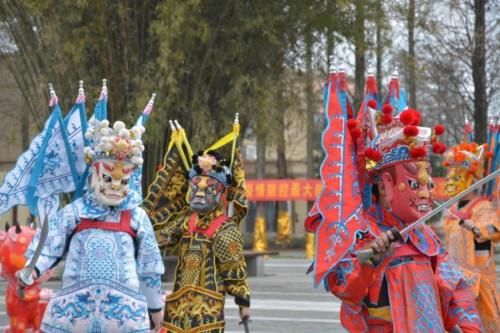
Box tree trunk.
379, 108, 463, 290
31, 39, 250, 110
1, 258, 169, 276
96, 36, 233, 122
407, 0, 417, 109
375, 0, 383, 94
276, 96, 288, 179
354, 0, 366, 107
256, 133, 267, 218
472, 0, 487, 143
326, 0, 336, 69
305, 27, 314, 183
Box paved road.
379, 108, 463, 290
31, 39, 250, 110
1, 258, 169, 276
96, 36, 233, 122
0, 253, 345, 332
1, 253, 498, 332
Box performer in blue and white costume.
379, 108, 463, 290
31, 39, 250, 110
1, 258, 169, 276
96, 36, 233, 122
21, 101, 164, 332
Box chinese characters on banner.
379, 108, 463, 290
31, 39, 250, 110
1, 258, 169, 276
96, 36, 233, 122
246, 177, 448, 201
246, 179, 322, 201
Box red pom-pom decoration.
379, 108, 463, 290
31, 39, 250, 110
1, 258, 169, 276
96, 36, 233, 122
367, 99, 377, 109
399, 109, 414, 125
371, 150, 382, 162
485, 151, 494, 159
347, 119, 358, 129
350, 128, 362, 139
382, 113, 393, 124
434, 124, 445, 136
411, 110, 421, 126
432, 142, 442, 154
382, 104, 393, 114
365, 147, 382, 162
410, 147, 427, 159
404, 125, 419, 137
439, 142, 447, 154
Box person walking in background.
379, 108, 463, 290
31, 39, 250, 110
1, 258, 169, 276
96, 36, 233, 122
442, 142, 500, 332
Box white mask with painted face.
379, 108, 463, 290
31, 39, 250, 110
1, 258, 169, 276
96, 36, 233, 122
90, 159, 135, 206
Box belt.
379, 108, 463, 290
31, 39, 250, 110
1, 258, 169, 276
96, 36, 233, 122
367, 306, 392, 322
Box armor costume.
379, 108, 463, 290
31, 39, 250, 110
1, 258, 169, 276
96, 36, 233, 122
442, 141, 500, 332
305, 65, 481, 332
144, 117, 249, 332
22, 84, 164, 332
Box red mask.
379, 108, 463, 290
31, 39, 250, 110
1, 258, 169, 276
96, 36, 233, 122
379, 161, 433, 224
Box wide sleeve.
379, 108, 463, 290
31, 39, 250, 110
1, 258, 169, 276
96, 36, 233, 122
155, 214, 187, 251
25, 203, 78, 276
134, 207, 165, 311
435, 252, 482, 333
472, 200, 500, 242
325, 253, 389, 306
214, 222, 250, 307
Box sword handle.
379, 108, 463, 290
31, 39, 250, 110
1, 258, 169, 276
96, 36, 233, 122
17, 267, 35, 299
356, 227, 402, 264
18, 267, 35, 286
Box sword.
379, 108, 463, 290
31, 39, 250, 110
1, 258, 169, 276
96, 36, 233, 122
356, 168, 499, 262
432, 200, 480, 237
17, 214, 49, 297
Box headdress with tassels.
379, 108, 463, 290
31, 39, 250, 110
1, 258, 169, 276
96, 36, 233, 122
348, 69, 446, 177
449, 115, 498, 196
82, 80, 155, 170
144, 114, 248, 234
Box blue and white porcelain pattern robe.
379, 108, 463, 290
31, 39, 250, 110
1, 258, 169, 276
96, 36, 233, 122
25, 192, 164, 333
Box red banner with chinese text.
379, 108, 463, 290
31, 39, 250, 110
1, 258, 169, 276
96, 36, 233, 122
246, 179, 322, 201
246, 177, 449, 202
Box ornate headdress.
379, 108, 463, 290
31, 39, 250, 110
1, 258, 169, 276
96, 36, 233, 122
83, 119, 145, 167
349, 69, 446, 177
452, 115, 498, 194
82, 81, 154, 169
443, 142, 489, 180
144, 114, 248, 236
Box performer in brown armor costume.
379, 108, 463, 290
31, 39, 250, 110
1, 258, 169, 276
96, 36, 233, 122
144, 117, 249, 332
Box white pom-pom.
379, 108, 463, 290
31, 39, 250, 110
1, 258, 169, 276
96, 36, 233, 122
113, 121, 126, 131
131, 156, 139, 164
131, 127, 142, 138
119, 128, 130, 138
85, 130, 93, 140
100, 127, 110, 136
103, 142, 113, 151
101, 119, 109, 128
137, 157, 144, 165
131, 147, 140, 155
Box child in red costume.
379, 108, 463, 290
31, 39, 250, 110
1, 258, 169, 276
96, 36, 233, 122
0, 223, 52, 333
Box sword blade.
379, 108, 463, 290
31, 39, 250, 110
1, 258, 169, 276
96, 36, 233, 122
399, 168, 499, 235
355, 169, 499, 264
26, 214, 49, 271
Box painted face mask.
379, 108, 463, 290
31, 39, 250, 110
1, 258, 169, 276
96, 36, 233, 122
380, 161, 434, 224
445, 167, 473, 197
188, 175, 225, 214
91, 159, 134, 206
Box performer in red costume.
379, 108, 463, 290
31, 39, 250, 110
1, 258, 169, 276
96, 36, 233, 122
0, 222, 52, 333
306, 64, 481, 332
